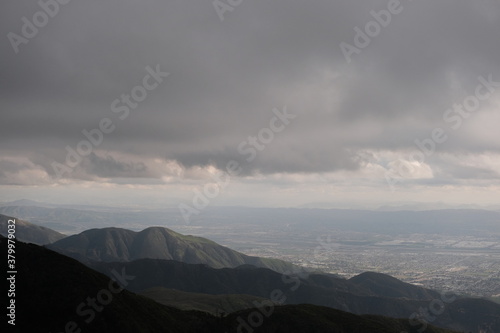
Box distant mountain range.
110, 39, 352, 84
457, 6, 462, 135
0, 213, 65, 245
4, 236, 458, 333
3, 203, 500, 237
0, 204, 136, 233
47, 226, 299, 273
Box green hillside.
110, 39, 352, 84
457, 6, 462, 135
48, 226, 298, 273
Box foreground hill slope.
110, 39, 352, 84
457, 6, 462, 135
2, 236, 456, 333
139, 287, 271, 315
223, 304, 456, 333
48, 226, 297, 273
5, 236, 217, 333
0, 213, 65, 245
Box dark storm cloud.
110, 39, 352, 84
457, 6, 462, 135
1, 0, 500, 183
82, 153, 151, 179
168, 140, 361, 176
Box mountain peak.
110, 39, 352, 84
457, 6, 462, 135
48, 225, 297, 273
349, 271, 438, 300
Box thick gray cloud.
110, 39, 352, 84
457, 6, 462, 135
1, 0, 500, 184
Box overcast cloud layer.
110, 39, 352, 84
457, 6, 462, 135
1, 0, 499, 207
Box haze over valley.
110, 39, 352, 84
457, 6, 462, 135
2, 202, 499, 300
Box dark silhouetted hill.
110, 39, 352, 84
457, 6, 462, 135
90, 258, 500, 332
349, 271, 439, 299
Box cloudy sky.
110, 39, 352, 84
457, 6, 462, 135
1, 0, 500, 209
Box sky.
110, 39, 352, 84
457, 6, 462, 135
1, 0, 500, 209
